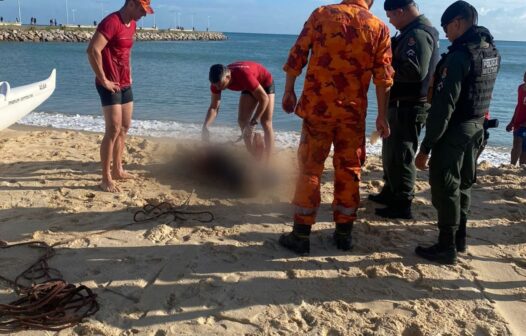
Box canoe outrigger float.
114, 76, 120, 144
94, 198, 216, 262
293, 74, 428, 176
0, 69, 56, 131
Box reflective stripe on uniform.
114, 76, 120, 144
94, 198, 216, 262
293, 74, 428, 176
333, 205, 357, 216
294, 206, 317, 216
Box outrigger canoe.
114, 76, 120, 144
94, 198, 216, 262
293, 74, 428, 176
0, 69, 56, 131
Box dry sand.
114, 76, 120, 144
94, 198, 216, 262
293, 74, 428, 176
0, 126, 525, 336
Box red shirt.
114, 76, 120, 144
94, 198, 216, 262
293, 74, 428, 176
96, 12, 136, 88
210, 61, 273, 95
514, 84, 526, 128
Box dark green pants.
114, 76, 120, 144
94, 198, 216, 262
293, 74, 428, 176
381, 104, 428, 202
429, 121, 484, 232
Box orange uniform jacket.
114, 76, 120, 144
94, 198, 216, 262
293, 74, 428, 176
284, 0, 394, 124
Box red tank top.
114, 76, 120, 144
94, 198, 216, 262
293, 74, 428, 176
514, 84, 526, 128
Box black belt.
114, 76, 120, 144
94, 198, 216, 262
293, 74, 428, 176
389, 100, 427, 108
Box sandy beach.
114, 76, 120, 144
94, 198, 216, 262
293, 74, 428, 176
0, 125, 525, 336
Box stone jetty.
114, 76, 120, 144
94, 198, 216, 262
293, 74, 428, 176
0, 26, 227, 42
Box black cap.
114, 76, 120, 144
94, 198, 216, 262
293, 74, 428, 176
384, 0, 415, 11
441, 1, 478, 27
209, 64, 227, 83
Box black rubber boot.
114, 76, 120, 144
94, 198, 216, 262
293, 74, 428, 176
415, 230, 457, 265
368, 189, 392, 206
333, 223, 354, 251
279, 223, 311, 255
456, 219, 467, 253
375, 200, 413, 220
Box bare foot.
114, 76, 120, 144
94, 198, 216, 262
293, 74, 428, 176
112, 170, 136, 180
100, 179, 120, 193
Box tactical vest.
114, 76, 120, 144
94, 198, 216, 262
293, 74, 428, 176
390, 23, 440, 102
450, 40, 500, 123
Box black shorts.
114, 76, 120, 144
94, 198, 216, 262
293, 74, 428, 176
96, 84, 134, 107
241, 81, 275, 95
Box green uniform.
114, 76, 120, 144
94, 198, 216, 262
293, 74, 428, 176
420, 26, 500, 235
381, 15, 439, 204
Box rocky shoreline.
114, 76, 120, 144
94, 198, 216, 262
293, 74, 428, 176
0, 27, 227, 42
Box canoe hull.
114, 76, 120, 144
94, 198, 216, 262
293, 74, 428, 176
0, 69, 56, 131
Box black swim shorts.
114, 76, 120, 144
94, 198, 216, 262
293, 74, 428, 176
241, 81, 275, 95
96, 84, 134, 107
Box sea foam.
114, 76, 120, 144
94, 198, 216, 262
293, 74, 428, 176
20, 111, 511, 165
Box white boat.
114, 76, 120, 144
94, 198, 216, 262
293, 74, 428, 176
0, 69, 56, 131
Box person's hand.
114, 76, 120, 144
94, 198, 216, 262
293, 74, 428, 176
282, 90, 297, 113
506, 123, 513, 132
415, 151, 429, 170
103, 79, 120, 93
376, 116, 390, 139
201, 127, 210, 142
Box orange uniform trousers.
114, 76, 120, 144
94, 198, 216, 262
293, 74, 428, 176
293, 120, 364, 225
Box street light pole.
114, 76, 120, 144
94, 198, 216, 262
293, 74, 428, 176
207, 16, 210, 31
65, 0, 69, 25
72, 9, 76, 24
17, 0, 21, 24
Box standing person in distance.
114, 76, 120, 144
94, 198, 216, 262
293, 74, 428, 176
506, 71, 526, 165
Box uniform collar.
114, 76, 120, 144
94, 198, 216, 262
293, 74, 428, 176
400, 15, 429, 34
341, 0, 369, 10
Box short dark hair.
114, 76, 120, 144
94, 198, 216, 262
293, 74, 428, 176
209, 64, 228, 84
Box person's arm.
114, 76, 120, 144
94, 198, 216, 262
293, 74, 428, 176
281, 9, 316, 114
249, 85, 270, 124
86, 31, 120, 92
202, 93, 221, 141
416, 51, 470, 170
419, 51, 470, 156
372, 24, 395, 138
394, 30, 434, 82
507, 87, 521, 132
282, 73, 298, 113
375, 85, 391, 138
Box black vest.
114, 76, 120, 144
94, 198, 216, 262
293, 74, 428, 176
390, 20, 440, 102
447, 27, 501, 124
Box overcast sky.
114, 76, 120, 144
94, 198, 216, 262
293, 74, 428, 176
1, 0, 525, 41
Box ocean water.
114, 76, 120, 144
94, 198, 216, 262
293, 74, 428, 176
1, 32, 524, 164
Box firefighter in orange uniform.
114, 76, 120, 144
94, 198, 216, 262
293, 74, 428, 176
279, 0, 395, 254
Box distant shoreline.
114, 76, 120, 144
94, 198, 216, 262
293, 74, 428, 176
0, 25, 227, 42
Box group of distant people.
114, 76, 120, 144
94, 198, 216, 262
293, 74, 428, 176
86, 0, 517, 265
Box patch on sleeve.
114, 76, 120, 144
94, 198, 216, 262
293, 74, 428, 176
408, 37, 416, 47
406, 49, 416, 57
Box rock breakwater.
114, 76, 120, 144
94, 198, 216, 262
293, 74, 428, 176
0, 27, 227, 42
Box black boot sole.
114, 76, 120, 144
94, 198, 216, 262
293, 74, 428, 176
279, 233, 310, 255
375, 207, 413, 220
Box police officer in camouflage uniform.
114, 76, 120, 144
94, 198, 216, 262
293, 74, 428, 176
371, 0, 439, 220
415, 1, 500, 264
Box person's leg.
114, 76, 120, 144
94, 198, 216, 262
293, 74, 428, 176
511, 136, 521, 165
519, 129, 526, 164
280, 120, 333, 255
101, 104, 123, 192
458, 126, 483, 253
376, 105, 426, 219
238, 93, 258, 153
112, 101, 135, 179
260, 93, 275, 163
332, 122, 364, 251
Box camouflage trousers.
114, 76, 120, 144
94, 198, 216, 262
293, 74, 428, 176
293, 120, 364, 225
